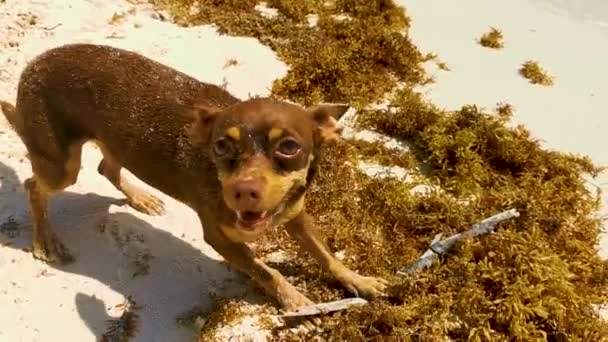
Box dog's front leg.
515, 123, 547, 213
203, 225, 314, 311
285, 211, 389, 299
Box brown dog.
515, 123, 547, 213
0, 43, 387, 311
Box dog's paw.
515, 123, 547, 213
278, 285, 322, 329
279, 285, 315, 312
127, 191, 165, 216
32, 232, 74, 265
339, 272, 389, 299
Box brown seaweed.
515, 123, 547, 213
150, 1, 608, 340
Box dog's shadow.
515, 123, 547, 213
0, 160, 253, 341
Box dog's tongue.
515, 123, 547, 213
238, 211, 268, 229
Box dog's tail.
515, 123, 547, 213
0, 100, 23, 135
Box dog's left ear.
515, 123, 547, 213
182, 103, 221, 146
306, 103, 350, 143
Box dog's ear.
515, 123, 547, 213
183, 104, 220, 145
306, 103, 350, 144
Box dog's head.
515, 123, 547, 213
184, 97, 349, 238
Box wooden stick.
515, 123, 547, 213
281, 209, 520, 317
282, 298, 368, 318
397, 208, 520, 276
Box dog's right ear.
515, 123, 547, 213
307, 103, 350, 144
183, 104, 219, 145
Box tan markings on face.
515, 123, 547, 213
263, 165, 308, 208
221, 155, 313, 216
268, 127, 283, 141
269, 155, 314, 224
273, 196, 305, 227
220, 157, 271, 211
217, 170, 229, 184
225, 126, 241, 141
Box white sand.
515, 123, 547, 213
0, 0, 606, 340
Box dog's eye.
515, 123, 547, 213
213, 138, 233, 157
276, 138, 301, 157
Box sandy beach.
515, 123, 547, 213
0, 0, 606, 340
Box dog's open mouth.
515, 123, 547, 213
236, 210, 271, 230
233, 184, 303, 232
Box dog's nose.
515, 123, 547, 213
232, 179, 262, 207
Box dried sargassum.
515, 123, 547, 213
152, 1, 608, 340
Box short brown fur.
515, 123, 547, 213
0, 44, 386, 311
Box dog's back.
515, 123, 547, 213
8, 43, 239, 204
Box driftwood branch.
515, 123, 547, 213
397, 208, 520, 276
282, 298, 368, 318
281, 209, 520, 317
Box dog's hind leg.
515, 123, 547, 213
96, 146, 165, 216
25, 141, 85, 264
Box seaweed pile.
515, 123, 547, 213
519, 61, 555, 86
478, 27, 504, 49
151, 0, 608, 339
